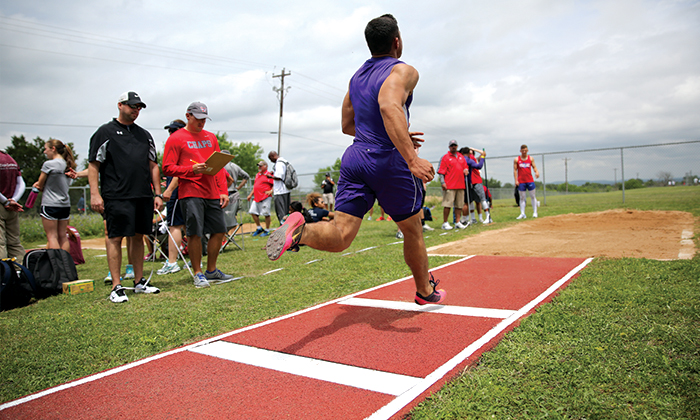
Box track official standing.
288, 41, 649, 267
88, 91, 163, 303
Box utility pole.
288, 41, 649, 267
563, 158, 571, 194
272, 68, 291, 154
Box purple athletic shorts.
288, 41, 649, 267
335, 143, 424, 222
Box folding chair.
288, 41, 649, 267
221, 195, 245, 252
144, 220, 169, 262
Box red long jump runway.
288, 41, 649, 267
1, 255, 592, 420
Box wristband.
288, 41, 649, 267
155, 194, 163, 199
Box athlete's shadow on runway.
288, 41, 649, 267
281, 305, 421, 354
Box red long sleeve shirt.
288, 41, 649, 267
162, 129, 227, 199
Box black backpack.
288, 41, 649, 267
0, 259, 38, 311
23, 249, 78, 298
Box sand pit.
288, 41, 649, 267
427, 209, 696, 260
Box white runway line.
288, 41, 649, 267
366, 257, 594, 420
305, 259, 323, 264
339, 298, 516, 319
0, 256, 473, 412
356, 246, 378, 254
189, 341, 421, 396
263, 268, 284, 275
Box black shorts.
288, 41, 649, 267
180, 197, 226, 238
104, 197, 153, 238
166, 198, 185, 227
40, 206, 70, 221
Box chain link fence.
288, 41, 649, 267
66, 140, 698, 217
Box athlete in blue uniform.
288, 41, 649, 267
266, 14, 445, 305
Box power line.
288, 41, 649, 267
0, 121, 275, 134
0, 16, 271, 69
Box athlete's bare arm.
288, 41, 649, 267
513, 157, 519, 186
530, 158, 540, 178
378, 64, 434, 183
341, 92, 355, 136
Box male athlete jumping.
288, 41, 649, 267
266, 14, 445, 305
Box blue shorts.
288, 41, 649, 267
335, 143, 424, 222
166, 198, 185, 227
518, 182, 536, 191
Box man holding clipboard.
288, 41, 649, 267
162, 102, 234, 287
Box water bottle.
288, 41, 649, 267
25, 187, 40, 209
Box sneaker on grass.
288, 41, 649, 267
266, 212, 305, 261
104, 271, 113, 285
441, 222, 453, 230
516, 213, 526, 220
251, 227, 264, 237
134, 278, 160, 294
414, 274, 446, 305
194, 273, 210, 288
157, 261, 181, 275
422, 224, 435, 231
124, 264, 135, 279
109, 285, 128, 303
205, 268, 233, 281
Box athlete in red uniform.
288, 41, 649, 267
513, 144, 540, 219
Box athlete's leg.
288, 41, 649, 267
395, 212, 433, 298
519, 190, 527, 214
299, 211, 362, 252
529, 188, 538, 217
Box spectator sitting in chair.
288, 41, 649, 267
306, 192, 334, 222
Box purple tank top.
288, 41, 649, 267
349, 56, 413, 148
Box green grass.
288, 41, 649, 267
2, 186, 699, 418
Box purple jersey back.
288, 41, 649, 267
349, 56, 413, 147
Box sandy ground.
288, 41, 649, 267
427, 209, 696, 260
79, 210, 695, 261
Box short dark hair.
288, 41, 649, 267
364, 14, 399, 55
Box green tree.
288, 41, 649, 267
215, 132, 234, 152
5, 135, 44, 186
485, 178, 502, 188
624, 178, 644, 190
213, 134, 264, 178
313, 158, 342, 189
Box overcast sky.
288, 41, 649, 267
1, 0, 698, 185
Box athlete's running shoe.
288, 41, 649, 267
415, 274, 446, 305
252, 227, 264, 237
259, 230, 270, 237
266, 212, 305, 261
422, 224, 435, 231
109, 285, 128, 303
134, 278, 160, 294
516, 214, 527, 220
124, 264, 135, 279
441, 222, 453, 230
104, 271, 113, 285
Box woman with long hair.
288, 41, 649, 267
305, 192, 334, 222
33, 139, 76, 252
